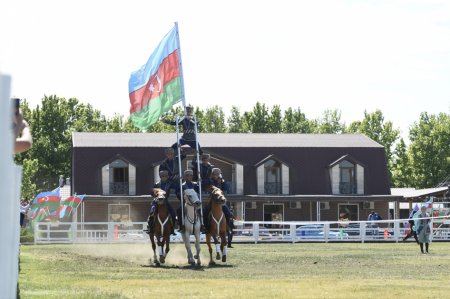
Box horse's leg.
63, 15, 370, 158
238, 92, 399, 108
150, 233, 159, 265
206, 233, 215, 265
183, 228, 194, 265
159, 235, 166, 264
220, 231, 227, 263
194, 223, 201, 266
212, 236, 221, 260
164, 231, 170, 262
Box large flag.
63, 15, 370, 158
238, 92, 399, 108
56, 194, 85, 219
31, 188, 61, 212
129, 24, 183, 129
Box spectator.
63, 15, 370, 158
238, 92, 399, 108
19, 198, 30, 227
414, 205, 431, 254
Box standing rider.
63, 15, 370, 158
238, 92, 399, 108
160, 105, 203, 155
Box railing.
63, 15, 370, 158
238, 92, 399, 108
264, 182, 282, 194
110, 182, 129, 195
339, 182, 356, 194
34, 217, 450, 244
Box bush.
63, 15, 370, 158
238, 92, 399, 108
20, 227, 34, 243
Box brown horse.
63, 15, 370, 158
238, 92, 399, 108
148, 188, 173, 265
205, 186, 228, 265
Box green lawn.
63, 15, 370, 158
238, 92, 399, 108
19, 242, 450, 299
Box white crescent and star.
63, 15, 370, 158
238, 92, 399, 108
148, 74, 162, 93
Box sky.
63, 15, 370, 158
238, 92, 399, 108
1, 0, 449, 138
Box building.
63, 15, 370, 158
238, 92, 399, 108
71, 132, 402, 224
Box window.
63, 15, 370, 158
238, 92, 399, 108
338, 203, 359, 222
110, 159, 129, 195
108, 204, 130, 222
339, 160, 356, 194
264, 159, 281, 194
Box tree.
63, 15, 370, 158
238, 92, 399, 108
391, 138, 412, 187
244, 102, 270, 133
227, 106, 244, 133
267, 105, 282, 133
202, 105, 227, 133
408, 112, 450, 188
315, 109, 345, 133
348, 110, 399, 181
282, 107, 315, 133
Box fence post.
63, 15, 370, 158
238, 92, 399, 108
108, 222, 114, 242
290, 224, 296, 244
361, 222, 366, 243
394, 221, 400, 243
324, 222, 330, 243
253, 222, 259, 244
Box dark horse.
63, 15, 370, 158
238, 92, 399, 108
148, 188, 174, 265
205, 186, 228, 265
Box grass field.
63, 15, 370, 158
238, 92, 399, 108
19, 242, 450, 299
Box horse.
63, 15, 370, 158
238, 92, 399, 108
205, 186, 228, 265
181, 188, 202, 266
148, 188, 173, 266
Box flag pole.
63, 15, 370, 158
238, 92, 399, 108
174, 22, 187, 115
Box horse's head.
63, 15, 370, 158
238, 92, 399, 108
183, 189, 201, 208
210, 186, 226, 206
152, 188, 167, 206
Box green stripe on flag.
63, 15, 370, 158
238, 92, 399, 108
131, 77, 182, 129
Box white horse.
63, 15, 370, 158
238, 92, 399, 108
181, 188, 202, 266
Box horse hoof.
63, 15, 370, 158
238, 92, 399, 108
222, 255, 227, 263
216, 253, 221, 260
209, 261, 216, 266
160, 256, 165, 264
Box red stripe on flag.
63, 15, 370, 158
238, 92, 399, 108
36, 195, 60, 204
129, 50, 180, 114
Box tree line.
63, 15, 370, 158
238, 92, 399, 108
16, 96, 450, 199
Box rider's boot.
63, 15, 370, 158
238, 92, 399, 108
225, 214, 231, 232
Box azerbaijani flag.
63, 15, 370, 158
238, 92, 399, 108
32, 207, 50, 223
31, 188, 61, 212
56, 194, 85, 219
129, 24, 183, 129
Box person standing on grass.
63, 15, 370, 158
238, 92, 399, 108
414, 205, 431, 254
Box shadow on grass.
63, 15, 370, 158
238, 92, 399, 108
140, 263, 235, 271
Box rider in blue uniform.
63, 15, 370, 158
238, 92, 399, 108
147, 170, 177, 235
159, 147, 186, 186
192, 153, 214, 191
176, 169, 202, 232
160, 105, 203, 155
203, 168, 232, 234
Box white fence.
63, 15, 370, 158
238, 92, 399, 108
34, 217, 450, 244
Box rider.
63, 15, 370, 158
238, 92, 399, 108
160, 105, 203, 155
192, 153, 214, 190
159, 147, 186, 186
177, 169, 202, 232
147, 170, 177, 235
